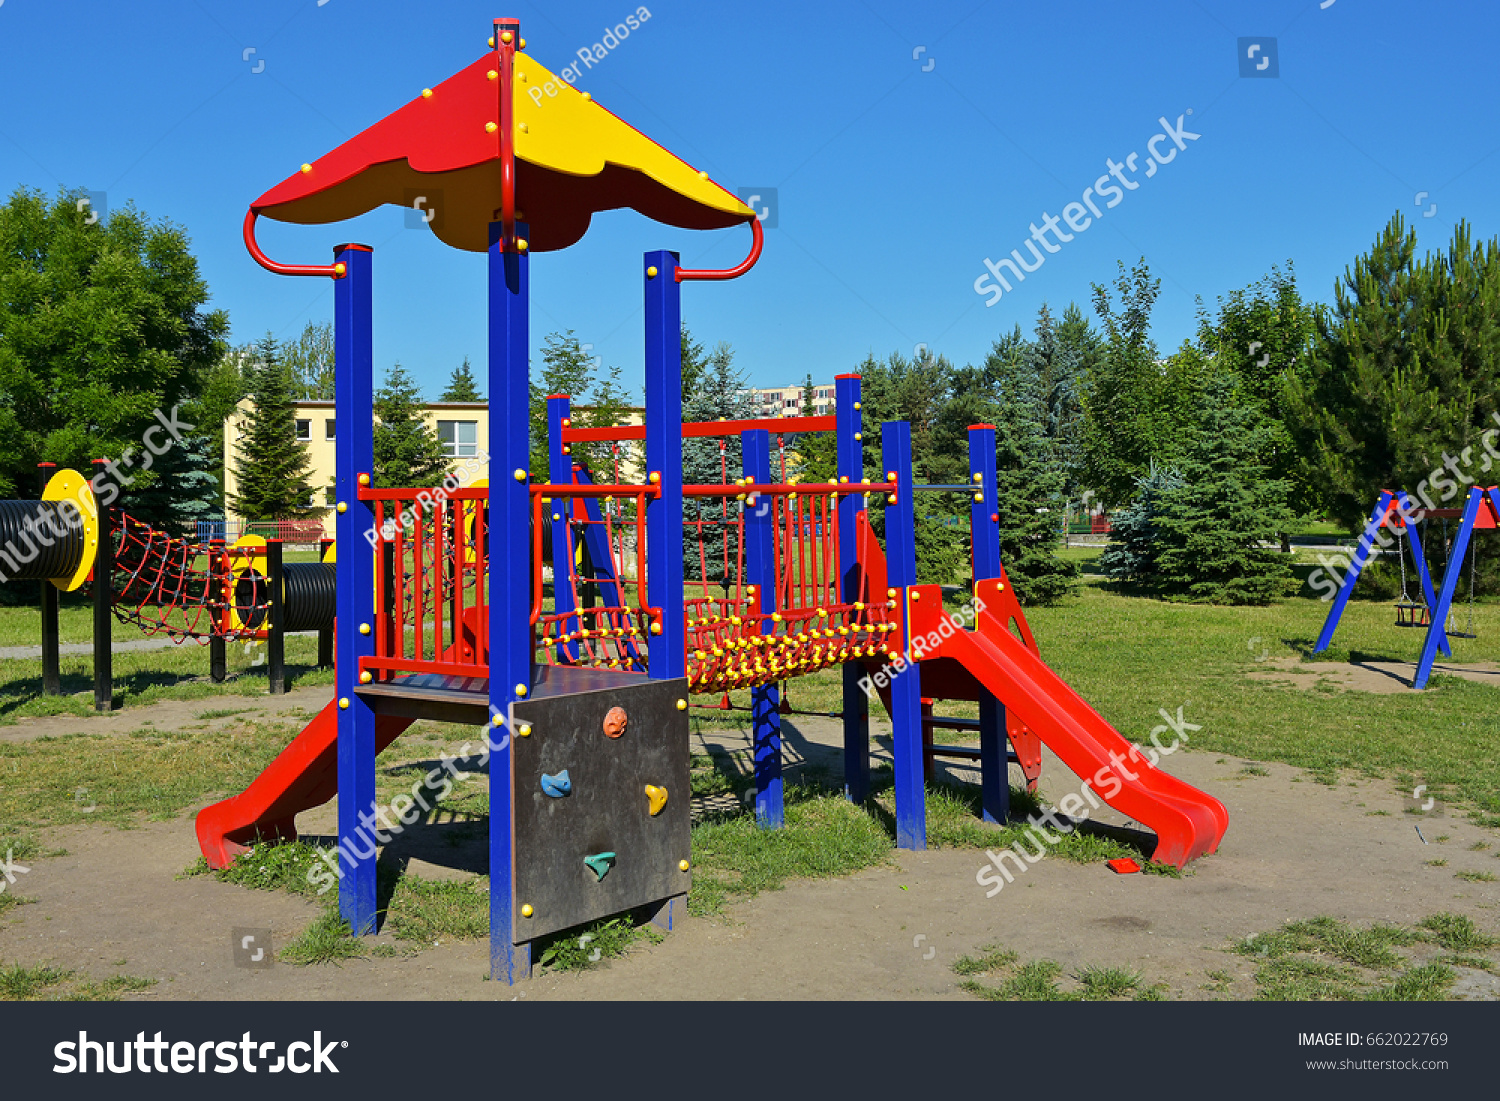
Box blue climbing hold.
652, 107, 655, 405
583, 852, 616, 881
541, 770, 572, 798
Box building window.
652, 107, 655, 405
324, 486, 337, 506
438, 419, 478, 457
325, 418, 336, 440
295, 419, 311, 441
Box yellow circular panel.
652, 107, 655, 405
227, 535, 268, 633
43, 468, 97, 592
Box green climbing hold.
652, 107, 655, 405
583, 852, 617, 881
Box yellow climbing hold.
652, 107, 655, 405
645, 784, 668, 816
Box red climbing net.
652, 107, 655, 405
107, 514, 268, 643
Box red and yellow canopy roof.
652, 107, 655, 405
250, 45, 755, 253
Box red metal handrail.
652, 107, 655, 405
562, 414, 837, 444
242, 210, 347, 279
675, 216, 763, 282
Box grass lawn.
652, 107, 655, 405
4, 540, 1500, 992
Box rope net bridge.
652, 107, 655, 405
357, 469, 901, 695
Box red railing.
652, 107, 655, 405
351, 472, 900, 692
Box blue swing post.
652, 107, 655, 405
883, 421, 926, 850
487, 218, 533, 984
743, 429, 782, 828
835, 373, 869, 803
332, 242, 379, 937
967, 423, 1008, 825
1398, 492, 1449, 656
1412, 486, 1493, 689
1312, 491, 1394, 655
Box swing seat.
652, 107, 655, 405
1394, 602, 1430, 628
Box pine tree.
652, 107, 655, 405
860, 349, 967, 585
980, 334, 1079, 604
441, 357, 483, 402
284, 321, 335, 400
1152, 375, 1295, 604
529, 332, 633, 478
682, 343, 756, 584
231, 335, 316, 520
681, 326, 709, 402
1098, 463, 1184, 584
373, 363, 450, 489
126, 433, 224, 536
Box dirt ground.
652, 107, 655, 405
2, 689, 1497, 1001
1247, 656, 1500, 694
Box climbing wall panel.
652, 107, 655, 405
510, 673, 691, 941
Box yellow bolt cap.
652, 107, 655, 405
679, 860, 690, 871
300, 163, 313, 174
521, 903, 533, 917
336, 501, 347, 513
359, 622, 371, 635
519, 724, 532, 736
338, 697, 350, 709
359, 671, 372, 684
676, 699, 687, 710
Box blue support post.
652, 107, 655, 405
1399, 492, 1449, 657
643, 251, 685, 680
835, 373, 869, 803
743, 430, 782, 828
332, 242, 378, 935
487, 220, 532, 983
546, 394, 579, 663
1413, 487, 1484, 689
968, 424, 1007, 825
882, 421, 926, 850
1312, 491, 1394, 655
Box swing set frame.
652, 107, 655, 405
1312, 486, 1500, 689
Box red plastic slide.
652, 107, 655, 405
195, 702, 414, 868
907, 579, 1227, 866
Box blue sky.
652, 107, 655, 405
1, 0, 1495, 400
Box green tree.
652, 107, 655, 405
681, 326, 710, 402
192, 345, 252, 498
0, 186, 228, 497
1098, 463, 1184, 584
1285, 216, 1500, 531
859, 349, 967, 585
1195, 265, 1319, 542
529, 331, 633, 478
1152, 375, 1296, 604
231, 336, 317, 519
284, 321, 335, 400
931, 331, 1078, 603
126, 432, 222, 535
1080, 259, 1202, 507
373, 362, 450, 489
441, 356, 483, 402
1031, 301, 1101, 492
683, 343, 756, 583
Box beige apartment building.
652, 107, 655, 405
222, 399, 646, 531
222, 399, 491, 529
